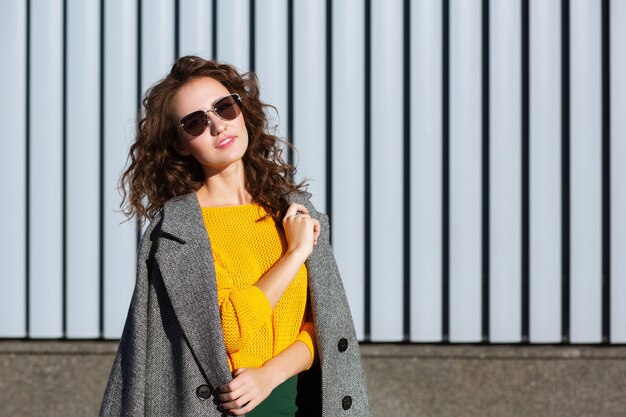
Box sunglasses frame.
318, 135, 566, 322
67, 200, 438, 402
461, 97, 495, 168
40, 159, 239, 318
178, 93, 242, 136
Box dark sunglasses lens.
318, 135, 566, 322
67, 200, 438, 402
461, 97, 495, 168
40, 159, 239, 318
181, 111, 208, 136
215, 95, 241, 120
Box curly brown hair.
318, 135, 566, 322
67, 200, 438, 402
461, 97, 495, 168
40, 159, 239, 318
120, 55, 306, 224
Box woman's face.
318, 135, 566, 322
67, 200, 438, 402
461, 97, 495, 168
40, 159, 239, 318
172, 76, 249, 174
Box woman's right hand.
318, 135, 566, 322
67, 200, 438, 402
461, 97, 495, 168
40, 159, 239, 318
282, 203, 321, 261
253, 203, 321, 308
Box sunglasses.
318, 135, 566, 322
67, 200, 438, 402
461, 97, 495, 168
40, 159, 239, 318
178, 93, 242, 136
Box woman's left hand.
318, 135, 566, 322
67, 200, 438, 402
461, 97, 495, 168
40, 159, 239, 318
217, 367, 277, 415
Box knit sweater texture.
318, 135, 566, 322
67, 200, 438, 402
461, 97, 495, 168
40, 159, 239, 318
201, 204, 315, 372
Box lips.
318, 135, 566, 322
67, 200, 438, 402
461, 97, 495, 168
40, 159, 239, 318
216, 135, 235, 149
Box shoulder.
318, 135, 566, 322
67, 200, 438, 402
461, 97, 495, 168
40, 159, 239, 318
287, 190, 326, 219
137, 211, 164, 262
287, 191, 330, 234
143, 211, 164, 240
287, 190, 332, 246
138, 191, 196, 253
287, 189, 313, 207
162, 192, 198, 215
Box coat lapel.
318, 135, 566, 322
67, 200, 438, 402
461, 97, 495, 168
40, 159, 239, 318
154, 192, 232, 388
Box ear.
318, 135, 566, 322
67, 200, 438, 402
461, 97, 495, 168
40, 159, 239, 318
172, 137, 191, 156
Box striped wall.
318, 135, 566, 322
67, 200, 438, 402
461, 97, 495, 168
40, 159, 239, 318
0, 0, 625, 344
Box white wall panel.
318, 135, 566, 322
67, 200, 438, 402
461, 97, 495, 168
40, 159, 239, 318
66, 0, 100, 338
139, 0, 175, 239
489, 0, 522, 342
1, 0, 624, 345
141, 0, 175, 95
570, 0, 602, 343
332, 0, 366, 340
103, 0, 138, 339
610, 0, 626, 343
530, 0, 562, 343
0, 0, 27, 338
293, 0, 327, 211
179, 0, 213, 59
29, 0, 64, 338
370, 0, 404, 341
217, 0, 249, 71
410, 0, 442, 342
449, 0, 482, 342
255, 0, 288, 144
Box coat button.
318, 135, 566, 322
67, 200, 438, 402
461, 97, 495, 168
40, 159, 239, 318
196, 384, 212, 399
342, 396, 352, 410
338, 338, 348, 352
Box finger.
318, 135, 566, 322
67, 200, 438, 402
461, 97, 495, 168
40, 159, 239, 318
230, 399, 260, 416
222, 366, 259, 395
218, 385, 247, 402
312, 219, 321, 241
219, 374, 249, 399
220, 396, 248, 411
284, 203, 309, 219
220, 392, 253, 412
219, 377, 243, 394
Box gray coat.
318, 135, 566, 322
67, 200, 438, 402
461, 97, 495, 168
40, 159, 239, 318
100, 192, 372, 416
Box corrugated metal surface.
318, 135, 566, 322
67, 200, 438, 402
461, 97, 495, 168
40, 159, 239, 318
0, 0, 624, 344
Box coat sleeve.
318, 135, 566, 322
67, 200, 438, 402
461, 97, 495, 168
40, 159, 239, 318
99, 215, 162, 417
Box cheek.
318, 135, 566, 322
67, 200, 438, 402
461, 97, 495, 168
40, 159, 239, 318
237, 120, 250, 143
241, 128, 250, 149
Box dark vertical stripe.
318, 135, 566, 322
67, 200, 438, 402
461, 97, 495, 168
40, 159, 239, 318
441, 0, 450, 343
249, 0, 255, 72
99, 0, 105, 339
62, 0, 68, 338
364, 0, 372, 341
403, 0, 411, 341
212, 0, 217, 60
481, 0, 490, 343
25, 0, 31, 338
325, 0, 333, 224
521, 0, 530, 343
137, 0, 142, 116
561, 0, 571, 343
601, 0, 611, 344
287, 0, 294, 164
174, 0, 180, 59
137, 0, 143, 246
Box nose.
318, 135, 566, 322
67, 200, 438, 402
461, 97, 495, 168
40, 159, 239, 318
208, 111, 227, 136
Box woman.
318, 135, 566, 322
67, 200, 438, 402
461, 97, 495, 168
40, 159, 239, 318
100, 56, 371, 416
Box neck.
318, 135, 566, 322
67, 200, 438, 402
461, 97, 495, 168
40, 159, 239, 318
197, 160, 251, 207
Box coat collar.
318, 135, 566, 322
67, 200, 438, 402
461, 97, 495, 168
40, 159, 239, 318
156, 192, 232, 389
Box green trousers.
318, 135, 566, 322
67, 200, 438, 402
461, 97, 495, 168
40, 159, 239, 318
246, 375, 298, 417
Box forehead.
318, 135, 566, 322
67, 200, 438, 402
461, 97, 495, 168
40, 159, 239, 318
172, 77, 230, 117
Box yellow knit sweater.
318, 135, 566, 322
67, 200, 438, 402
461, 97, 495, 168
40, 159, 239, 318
201, 204, 315, 372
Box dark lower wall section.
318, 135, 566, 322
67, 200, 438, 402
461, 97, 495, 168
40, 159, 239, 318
362, 344, 626, 417
1, 342, 625, 417
0, 342, 115, 417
